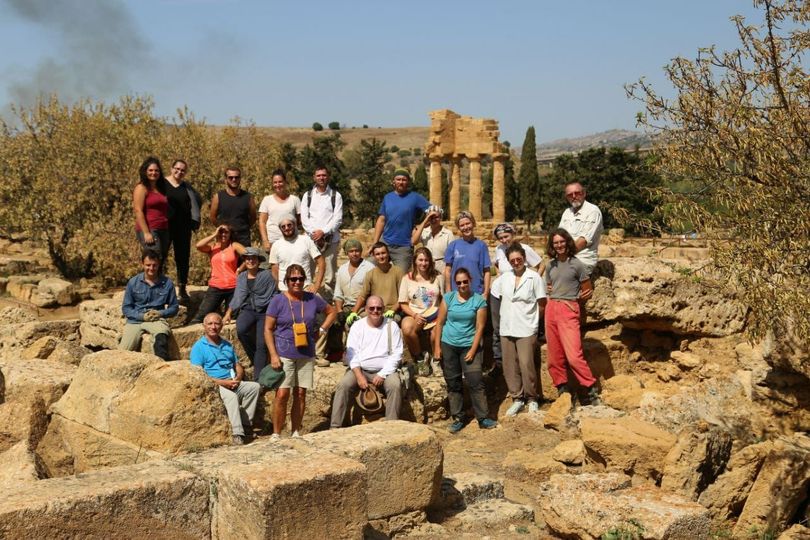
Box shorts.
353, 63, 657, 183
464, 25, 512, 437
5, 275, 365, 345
280, 356, 315, 389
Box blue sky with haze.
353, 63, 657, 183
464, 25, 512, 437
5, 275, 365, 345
0, 0, 763, 144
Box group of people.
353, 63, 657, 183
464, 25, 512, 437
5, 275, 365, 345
120, 156, 604, 443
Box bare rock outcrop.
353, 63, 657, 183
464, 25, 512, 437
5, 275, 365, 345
589, 257, 747, 337
0, 441, 42, 488
660, 424, 733, 500
538, 473, 711, 539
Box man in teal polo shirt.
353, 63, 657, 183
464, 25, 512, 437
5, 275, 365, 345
190, 312, 260, 445
369, 168, 431, 271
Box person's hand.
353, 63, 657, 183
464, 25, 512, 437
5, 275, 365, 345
306, 284, 318, 293
463, 347, 476, 363
263, 240, 271, 252
414, 314, 426, 327
270, 355, 282, 370
433, 347, 442, 361
579, 288, 593, 301
143, 309, 161, 322
143, 232, 155, 245
372, 375, 385, 388
346, 312, 359, 327
547, 283, 553, 295
222, 313, 232, 325
311, 230, 325, 242
383, 309, 395, 319
355, 373, 369, 390
228, 380, 240, 390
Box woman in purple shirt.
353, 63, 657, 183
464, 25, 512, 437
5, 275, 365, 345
265, 264, 336, 439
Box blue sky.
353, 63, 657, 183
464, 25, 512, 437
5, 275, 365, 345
0, 0, 763, 144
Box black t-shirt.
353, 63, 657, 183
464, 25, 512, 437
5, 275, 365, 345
166, 182, 192, 225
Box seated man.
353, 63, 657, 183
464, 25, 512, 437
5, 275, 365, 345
350, 242, 404, 323
120, 249, 179, 361
190, 312, 261, 445
330, 239, 375, 353
330, 295, 403, 428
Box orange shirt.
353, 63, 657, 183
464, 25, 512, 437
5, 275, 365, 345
209, 244, 238, 289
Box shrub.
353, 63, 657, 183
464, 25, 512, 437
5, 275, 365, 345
328, 121, 340, 130
312, 122, 323, 131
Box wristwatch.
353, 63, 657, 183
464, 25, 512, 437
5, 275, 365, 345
319, 327, 328, 335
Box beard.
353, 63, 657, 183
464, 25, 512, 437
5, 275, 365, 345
570, 200, 583, 210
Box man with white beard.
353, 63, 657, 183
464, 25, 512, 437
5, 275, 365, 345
558, 181, 603, 277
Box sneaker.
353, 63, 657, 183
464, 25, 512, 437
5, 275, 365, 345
528, 401, 540, 414
315, 358, 330, 368
505, 400, 525, 417
587, 386, 602, 406
448, 418, 465, 434
291, 430, 302, 438
270, 433, 281, 441
478, 418, 498, 429
232, 434, 245, 446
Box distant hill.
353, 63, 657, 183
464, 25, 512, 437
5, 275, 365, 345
535, 129, 653, 161
257, 126, 430, 152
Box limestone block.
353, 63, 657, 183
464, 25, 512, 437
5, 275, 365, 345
660, 426, 733, 500
36, 414, 165, 477
451, 499, 534, 531
0, 399, 48, 452
552, 439, 587, 465
0, 358, 76, 408
22, 336, 58, 359
282, 420, 443, 519
779, 525, 810, 540
503, 449, 567, 482
437, 472, 505, 510
0, 461, 210, 539
213, 447, 367, 539
0, 319, 80, 356
698, 441, 775, 520
0, 306, 37, 325
108, 362, 231, 453
48, 340, 92, 366
601, 374, 646, 411
50, 350, 160, 433
367, 510, 427, 538
542, 393, 574, 431
37, 277, 77, 306
580, 416, 677, 481
5, 276, 39, 304
538, 473, 711, 540
0, 441, 40, 488
588, 257, 747, 337
79, 296, 188, 350
733, 435, 810, 538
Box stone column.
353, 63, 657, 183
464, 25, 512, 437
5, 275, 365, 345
468, 155, 482, 220
428, 156, 443, 207
449, 156, 462, 219
492, 154, 506, 223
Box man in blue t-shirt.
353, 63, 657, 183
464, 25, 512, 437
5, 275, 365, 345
369, 168, 430, 271
190, 312, 261, 445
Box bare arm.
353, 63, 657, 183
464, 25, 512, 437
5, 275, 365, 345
209, 193, 219, 226
248, 196, 258, 228
433, 299, 448, 358
574, 237, 587, 253
264, 315, 281, 369
195, 228, 220, 252
465, 306, 488, 362
232, 242, 247, 256
482, 268, 491, 299
271, 263, 279, 285
367, 215, 385, 255
258, 212, 270, 250
133, 185, 153, 243
579, 278, 593, 301
411, 212, 432, 246
308, 256, 325, 293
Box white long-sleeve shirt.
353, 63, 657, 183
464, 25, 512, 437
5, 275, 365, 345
300, 185, 343, 244
345, 318, 402, 377
559, 200, 603, 269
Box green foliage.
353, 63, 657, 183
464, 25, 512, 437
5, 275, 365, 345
390, 145, 400, 153
398, 149, 411, 157
312, 122, 323, 131
348, 138, 389, 223
296, 133, 351, 219
601, 519, 645, 540
413, 163, 428, 196
328, 121, 340, 130
517, 126, 542, 227
544, 147, 663, 234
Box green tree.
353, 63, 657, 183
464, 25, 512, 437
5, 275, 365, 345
351, 138, 390, 223
297, 133, 351, 220
312, 122, 323, 131
626, 0, 810, 342
413, 163, 429, 198
517, 126, 542, 228
328, 121, 340, 130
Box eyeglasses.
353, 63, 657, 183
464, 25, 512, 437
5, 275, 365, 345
455, 279, 469, 285
280, 224, 295, 229
565, 190, 584, 197
552, 241, 567, 246
172, 167, 187, 173
287, 277, 305, 283
226, 175, 241, 180
509, 257, 524, 265
367, 306, 383, 312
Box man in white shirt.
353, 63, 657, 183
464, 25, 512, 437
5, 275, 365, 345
268, 218, 324, 293
300, 166, 343, 296
329, 295, 403, 428
558, 182, 603, 276
334, 239, 375, 315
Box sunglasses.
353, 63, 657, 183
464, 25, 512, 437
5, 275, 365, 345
367, 306, 383, 312
226, 175, 241, 180
280, 224, 295, 229
287, 277, 305, 283
509, 257, 524, 264
455, 279, 469, 285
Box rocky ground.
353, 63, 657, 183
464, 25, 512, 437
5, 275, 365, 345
0, 232, 808, 539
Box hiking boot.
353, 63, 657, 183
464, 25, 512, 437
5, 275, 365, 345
556, 384, 571, 396
448, 418, 465, 434
315, 357, 330, 368
586, 386, 602, 406
178, 284, 190, 301
505, 400, 525, 417
232, 434, 245, 446
478, 418, 498, 430
528, 401, 540, 414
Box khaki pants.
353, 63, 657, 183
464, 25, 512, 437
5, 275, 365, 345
501, 335, 539, 402
119, 320, 170, 353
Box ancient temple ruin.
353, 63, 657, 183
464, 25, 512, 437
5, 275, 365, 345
424, 109, 509, 222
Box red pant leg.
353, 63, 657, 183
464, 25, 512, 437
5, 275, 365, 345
544, 300, 569, 387
556, 301, 597, 388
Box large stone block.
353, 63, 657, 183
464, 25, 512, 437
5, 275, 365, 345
538, 473, 711, 540
0, 399, 48, 452
79, 296, 188, 351
0, 319, 80, 357
0, 441, 41, 488
503, 449, 567, 482
108, 362, 231, 453
282, 420, 443, 519
0, 358, 76, 408
580, 416, 676, 482
660, 425, 733, 500
0, 461, 210, 539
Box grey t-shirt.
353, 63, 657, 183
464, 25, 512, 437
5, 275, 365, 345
545, 257, 587, 300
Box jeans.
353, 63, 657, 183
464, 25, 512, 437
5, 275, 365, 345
191, 286, 234, 324
168, 220, 192, 285
236, 308, 267, 381
136, 229, 170, 267
441, 342, 489, 421
488, 293, 503, 366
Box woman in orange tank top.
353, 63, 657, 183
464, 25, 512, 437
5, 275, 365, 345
190, 224, 246, 324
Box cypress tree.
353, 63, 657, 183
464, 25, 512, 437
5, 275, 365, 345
517, 126, 541, 229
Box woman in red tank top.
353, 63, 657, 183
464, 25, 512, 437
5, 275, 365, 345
190, 223, 246, 324
133, 157, 170, 264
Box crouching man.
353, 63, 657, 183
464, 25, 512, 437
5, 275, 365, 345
120, 249, 179, 360
190, 312, 260, 445
330, 295, 403, 428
